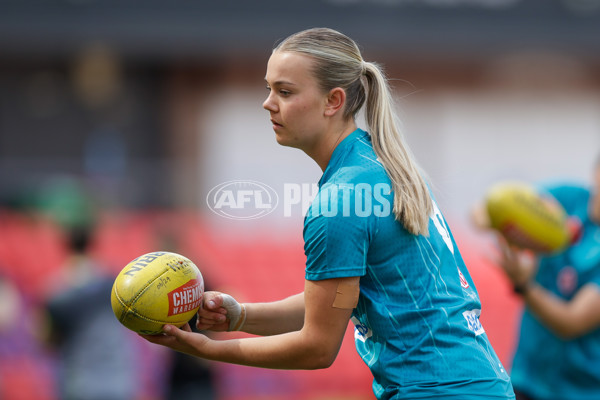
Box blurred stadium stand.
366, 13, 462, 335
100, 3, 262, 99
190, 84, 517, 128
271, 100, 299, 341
1, 0, 599, 209
1, 1, 600, 60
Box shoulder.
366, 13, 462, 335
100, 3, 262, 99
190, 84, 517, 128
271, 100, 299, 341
538, 181, 589, 210
330, 142, 389, 187
538, 179, 588, 195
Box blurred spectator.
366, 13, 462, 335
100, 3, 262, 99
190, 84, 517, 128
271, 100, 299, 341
166, 315, 217, 400
0, 194, 59, 400
0, 274, 57, 400
38, 178, 169, 400
153, 213, 218, 400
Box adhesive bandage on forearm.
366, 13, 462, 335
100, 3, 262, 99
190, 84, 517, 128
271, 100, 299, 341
220, 294, 247, 331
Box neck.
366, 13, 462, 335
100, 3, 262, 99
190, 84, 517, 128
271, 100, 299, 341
306, 120, 357, 171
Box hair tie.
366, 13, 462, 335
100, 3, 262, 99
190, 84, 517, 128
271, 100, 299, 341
361, 61, 368, 75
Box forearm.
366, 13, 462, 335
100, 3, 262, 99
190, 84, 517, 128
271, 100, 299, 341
202, 329, 333, 370
242, 292, 305, 336
522, 283, 574, 338
521, 282, 600, 339
203, 282, 350, 369
143, 279, 353, 371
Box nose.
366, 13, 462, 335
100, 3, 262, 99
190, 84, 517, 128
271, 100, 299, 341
263, 92, 277, 113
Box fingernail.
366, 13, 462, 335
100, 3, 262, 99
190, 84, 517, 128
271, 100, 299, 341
208, 300, 216, 308
163, 325, 172, 333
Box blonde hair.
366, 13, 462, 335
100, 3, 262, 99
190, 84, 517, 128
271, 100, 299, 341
275, 28, 433, 236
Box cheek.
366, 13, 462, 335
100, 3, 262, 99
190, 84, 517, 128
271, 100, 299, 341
285, 102, 312, 121
282, 95, 324, 128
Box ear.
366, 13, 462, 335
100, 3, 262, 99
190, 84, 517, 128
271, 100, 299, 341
324, 87, 346, 117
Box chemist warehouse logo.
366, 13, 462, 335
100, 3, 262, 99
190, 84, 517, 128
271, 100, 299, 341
206, 180, 394, 220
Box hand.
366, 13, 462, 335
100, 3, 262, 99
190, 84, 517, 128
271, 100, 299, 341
496, 237, 537, 288
139, 323, 210, 357
197, 292, 246, 332
470, 203, 491, 230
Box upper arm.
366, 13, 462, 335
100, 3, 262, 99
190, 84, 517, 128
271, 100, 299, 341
301, 276, 359, 367
300, 183, 368, 365
304, 184, 372, 281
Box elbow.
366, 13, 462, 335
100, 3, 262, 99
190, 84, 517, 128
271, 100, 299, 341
297, 328, 344, 369
307, 353, 336, 370
303, 346, 338, 370
549, 319, 591, 340
553, 326, 586, 340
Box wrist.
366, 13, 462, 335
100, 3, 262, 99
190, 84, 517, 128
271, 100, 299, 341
513, 280, 531, 296
229, 303, 247, 332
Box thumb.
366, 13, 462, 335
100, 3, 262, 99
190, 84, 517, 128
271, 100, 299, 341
204, 291, 225, 311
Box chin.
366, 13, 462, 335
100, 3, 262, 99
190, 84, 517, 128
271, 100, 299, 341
274, 134, 298, 149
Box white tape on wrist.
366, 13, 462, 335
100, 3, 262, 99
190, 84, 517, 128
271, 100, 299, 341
221, 294, 247, 332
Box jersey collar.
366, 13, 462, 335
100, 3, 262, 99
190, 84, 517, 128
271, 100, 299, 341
319, 128, 368, 186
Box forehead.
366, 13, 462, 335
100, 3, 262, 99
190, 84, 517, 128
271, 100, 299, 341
265, 51, 316, 85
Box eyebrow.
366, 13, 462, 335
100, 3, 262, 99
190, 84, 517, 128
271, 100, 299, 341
264, 79, 297, 86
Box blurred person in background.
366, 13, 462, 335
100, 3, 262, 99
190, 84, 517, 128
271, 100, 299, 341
0, 273, 57, 400
472, 156, 600, 400
152, 214, 218, 400
0, 193, 60, 400
165, 315, 217, 400
142, 28, 515, 400
38, 178, 167, 400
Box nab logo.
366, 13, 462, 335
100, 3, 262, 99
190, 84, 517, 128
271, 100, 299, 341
463, 309, 485, 336
206, 180, 279, 220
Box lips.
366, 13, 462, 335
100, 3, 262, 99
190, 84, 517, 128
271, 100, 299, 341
270, 119, 283, 130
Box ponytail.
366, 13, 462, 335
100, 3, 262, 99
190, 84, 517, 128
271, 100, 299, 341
363, 62, 433, 235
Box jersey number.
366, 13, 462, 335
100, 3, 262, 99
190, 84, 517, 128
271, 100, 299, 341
432, 201, 454, 254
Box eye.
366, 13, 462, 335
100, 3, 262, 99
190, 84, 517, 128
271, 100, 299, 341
265, 84, 291, 97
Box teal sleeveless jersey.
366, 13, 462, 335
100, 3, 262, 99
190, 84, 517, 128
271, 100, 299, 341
510, 183, 600, 400
303, 129, 514, 400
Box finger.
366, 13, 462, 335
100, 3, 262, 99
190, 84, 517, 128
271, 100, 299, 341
138, 332, 178, 346
195, 318, 227, 333
196, 319, 229, 332
197, 303, 229, 325
497, 239, 516, 262
505, 245, 521, 265
197, 313, 227, 325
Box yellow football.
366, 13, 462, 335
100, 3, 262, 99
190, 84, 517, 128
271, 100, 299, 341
111, 251, 204, 334
485, 182, 570, 253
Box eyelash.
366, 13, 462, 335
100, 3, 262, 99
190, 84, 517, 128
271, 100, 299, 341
266, 86, 291, 96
